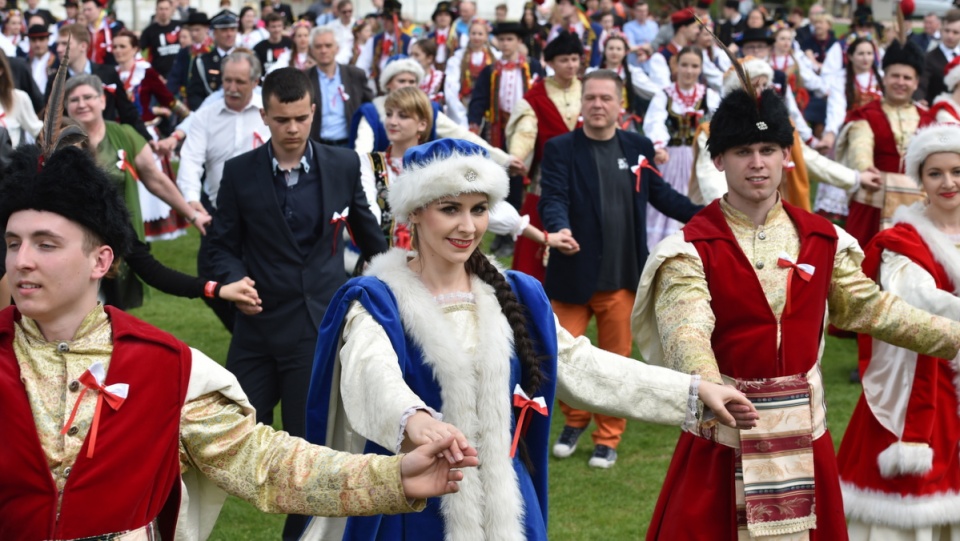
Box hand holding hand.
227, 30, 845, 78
221, 276, 261, 309
697, 381, 758, 429
400, 435, 480, 499
508, 156, 528, 176
405, 410, 473, 464
816, 132, 835, 154
654, 148, 669, 165
191, 211, 212, 235
554, 228, 579, 255
859, 167, 883, 192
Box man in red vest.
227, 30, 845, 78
838, 39, 927, 249
632, 85, 960, 540
0, 138, 477, 539
506, 30, 584, 282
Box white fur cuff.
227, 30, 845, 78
877, 441, 934, 478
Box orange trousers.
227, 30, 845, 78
552, 289, 635, 449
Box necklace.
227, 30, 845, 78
674, 83, 698, 109
854, 70, 875, 98
384, 145, 403, 176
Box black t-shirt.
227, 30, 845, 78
588, 135, 638, 292
254, 37, 294, 72
140, 21, 182, 77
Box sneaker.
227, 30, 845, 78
588, 444, 618, 469
552, 425, 586, 458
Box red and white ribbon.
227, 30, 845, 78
777, 252, 815, 315
253, 132, 265, 149
510, 384, 548, 458
630, 154, 661, 193
116, 149, 140, 181
61, 361, 129, 459
0, 112, 6, 128
330, 206, 355, 254
338, 85, 350, 102
394, 222, 412, 250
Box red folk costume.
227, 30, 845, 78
89, 13, 118, 65
839, 206, 960, 533
119, 59, 183, 125
0, 307, 191, 541
485, 59, 534, 149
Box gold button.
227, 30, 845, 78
756, 260, 765, 269
63, 467, 71, 477
758, 231, 767, 240
67, 426, 79, 436
57, 342, 69, 353
68, 380, 80, 392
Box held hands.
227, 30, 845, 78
547, 228, 580, 255
697, 381, 759, 430
507, 156, 528, 177
859, 167, 883, 193
399, 434, 480, 499
404, 410, 475, 465
815, 132, 836, 155
654, 148, 669, 165
221, 277, 262, 313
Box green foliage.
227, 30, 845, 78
132, 229, 864, 540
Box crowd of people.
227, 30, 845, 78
5, 0, 960, 539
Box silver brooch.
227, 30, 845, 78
464, 169, 478, 182
756, 122, 768, 131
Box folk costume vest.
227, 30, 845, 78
647, 201, 849, 540
486, 60, 535, 149
0, 306, 191, 541
306, 260, 559, 540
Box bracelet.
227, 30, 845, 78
542, 230, 549, 246
188, 211, 199, 224
172, 131, 184, 141
204, 281, 218, 299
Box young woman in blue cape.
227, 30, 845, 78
302, 138, 757, 541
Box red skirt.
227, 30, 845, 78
511, 193, 546, 283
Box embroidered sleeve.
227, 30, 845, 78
653, 253, 724, 384
179, 392, 423, 516
505, 98, 537, 162
879, 249, 960, 321
828, 228, 960, 360
555, 314, 691, 426
844, 119, 875, 171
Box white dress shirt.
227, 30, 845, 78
176, 94, 271, 209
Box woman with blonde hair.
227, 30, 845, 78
444, 19, 498, 126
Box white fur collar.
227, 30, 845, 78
365, 249, 526, 541
891, 203, 960, 295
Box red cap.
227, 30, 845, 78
901, 0, 916, 17
670, 7, 697, 26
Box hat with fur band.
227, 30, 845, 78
379, 55, 425, 92
905, 123, 960, 183
721, 56, 773, 97
389, 138, 509, 223
944, 55, 960, 92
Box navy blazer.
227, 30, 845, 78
539, 129, 702, 305
208, 140, 387, 352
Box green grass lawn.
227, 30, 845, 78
131, 228, 865, 540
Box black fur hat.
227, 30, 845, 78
0, 145, 133, 258
707, 88, 794, 157
544, 30, 584, 61
882, 39, 925, 77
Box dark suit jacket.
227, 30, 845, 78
45, 61, 150, 140
538, 129, 702, 304
920, 47, 949, 104
467, 58, 545, 127
306, 64, 371, 142
209, 140, 387, 352
718, 17, 746, 46
6, 56, 43, 113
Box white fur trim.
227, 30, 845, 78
388, 153, 510, 223
947, 64, 960, 92
841, 481, 960, 529
365, 249, 526, 541
905, 124, 960, 184
891, 202, 960, 296
721, 57, 774, 97
877, 441, 934, 478
378, 58, 425, 91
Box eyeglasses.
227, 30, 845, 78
67, 93, 100, 105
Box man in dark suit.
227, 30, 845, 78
209, 67, 385, 540
187, 9, 237, 110
920, 8, 960, 104
539, 70, 701, 469
305, 25, 371, 146
48, 23, 149, 139
717, 0, 745, 46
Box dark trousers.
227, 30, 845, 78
225, 334, 316, 540
198, 193, 235, 332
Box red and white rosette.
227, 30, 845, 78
510, 384, 548, 458
61, 361, 129, 459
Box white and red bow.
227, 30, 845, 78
510, 384, 548, 458
61, 361, 129, 459
630, 154, 661, 193
777, 252, 815, 315
116, 150, 140, 181
330, 207, 355, 254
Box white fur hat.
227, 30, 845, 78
388, 139, 509, 223
721, 57, 774, 97
945, 56, 960, 92
378, 56, 425, 91
905, 123, 960, 183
